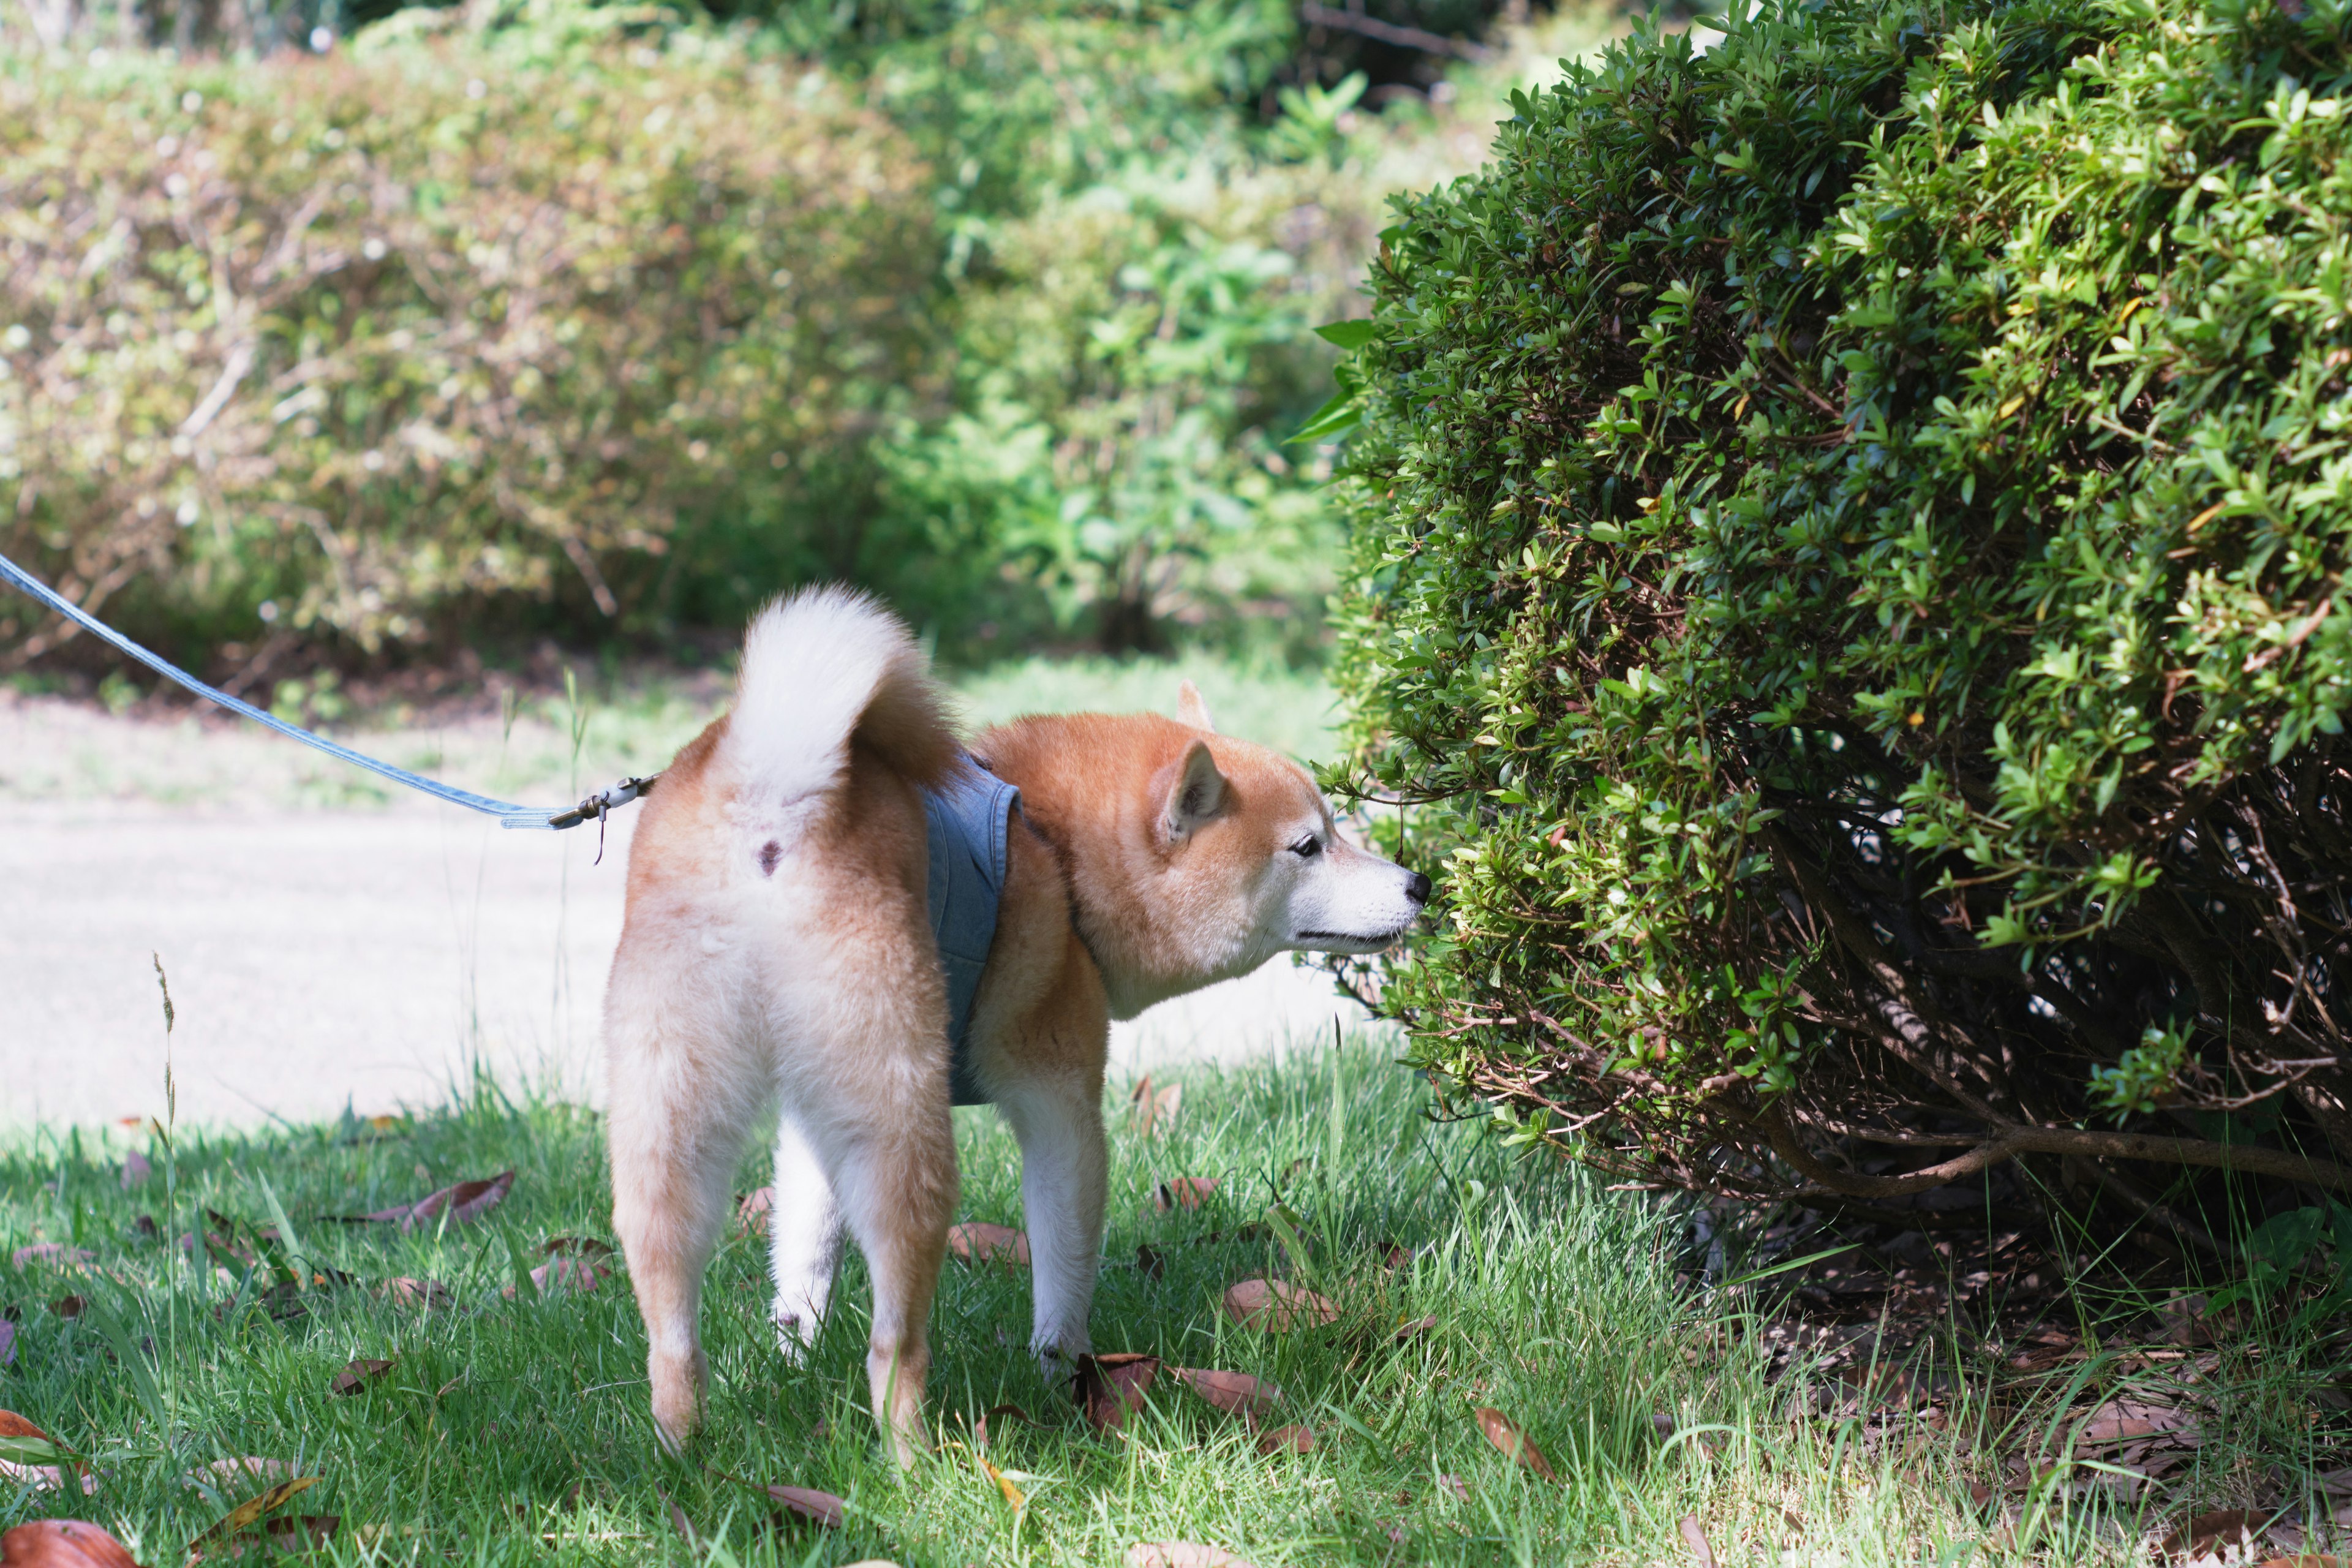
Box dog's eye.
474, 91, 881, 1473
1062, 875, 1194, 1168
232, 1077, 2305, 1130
1290, 836, 1322, 859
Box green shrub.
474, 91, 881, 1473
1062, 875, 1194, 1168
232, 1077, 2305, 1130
0, 37, 937, 669
1330, 0, 2352, 1219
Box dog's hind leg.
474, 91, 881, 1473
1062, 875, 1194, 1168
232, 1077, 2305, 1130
766, 1115, 843, 1359
996, 1072, 1106, 1379
816, 1104, 955, 1469
606, 965, 759, 1455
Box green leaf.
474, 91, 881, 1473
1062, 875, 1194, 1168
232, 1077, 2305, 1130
1313, 319, 1380, 350
1287, 388, 1361, 444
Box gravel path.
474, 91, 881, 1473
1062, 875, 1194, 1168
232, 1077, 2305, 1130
1, 693, 1371, 1130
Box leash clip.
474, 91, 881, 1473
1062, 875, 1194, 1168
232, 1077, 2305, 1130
549, 773, 660, 862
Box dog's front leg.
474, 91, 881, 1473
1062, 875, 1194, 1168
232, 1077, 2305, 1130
997, 1075, 1106, 1379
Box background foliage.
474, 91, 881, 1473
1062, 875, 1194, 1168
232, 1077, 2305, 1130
0, 0, 1589, 682
1329, 0, 2352, 1245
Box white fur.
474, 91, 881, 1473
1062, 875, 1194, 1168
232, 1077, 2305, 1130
729, 584, 917, 822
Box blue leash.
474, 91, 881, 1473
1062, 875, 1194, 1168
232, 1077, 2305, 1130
0, 549, 654, 832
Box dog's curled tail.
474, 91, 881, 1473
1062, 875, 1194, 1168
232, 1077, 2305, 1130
727, 586, 959, 813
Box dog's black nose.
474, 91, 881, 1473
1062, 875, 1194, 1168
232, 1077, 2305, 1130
1404, 870, 1432, 905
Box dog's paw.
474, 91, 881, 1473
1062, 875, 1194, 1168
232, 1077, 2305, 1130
1031, 1335, 1090, 1385
772, 1308, 820, 1365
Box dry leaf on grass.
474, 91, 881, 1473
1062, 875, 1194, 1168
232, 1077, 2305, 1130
1126, 1545, 1257, 1568
184, 1477, 318, 1558
0, 1520, 146, 1567
2160, 1510, 2266, 1564
977, 1451, 1027, 1510
1136, 1245, 1167, 1280
0, 1409, 90, 1496
1072, 1353, 1162, 1432
355, 1172, 514, 1231
1171, 1368, 1281, 1423
185, 1458, 298, 1491
1438, 1473, 1470, 1502
1153, 1178, 1220, 1213
1379, 1240, 1415, 1270
1254, 1424, 1314, 1455
948, 1223, 1031, 1267
763, 1485, 846, 1528
1392, 1314, 1438, 1343
505, 1256, 605, 1298
377, 1278, 453, 1310
9, 1245, 93, 1270
1474, 1408, 1558, 1483
328, 1358, 393, 1396
2076, 1396, 2200, 1447
736, 1188, 775, 1236
1679, 1515, 1718, 1568
48, 1297, 84, 1321
1221, 1278, 1338, 1332
971, 1403, 1044, 1453
1130, 1077, 1183, 1139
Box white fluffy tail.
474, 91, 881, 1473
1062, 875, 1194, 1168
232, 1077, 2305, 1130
726, 586, 957, 813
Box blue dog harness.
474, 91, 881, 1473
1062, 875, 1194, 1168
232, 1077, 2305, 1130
923, 761, 1021, 1106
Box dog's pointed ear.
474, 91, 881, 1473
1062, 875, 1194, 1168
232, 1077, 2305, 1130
1176, 679, 1216, 733
1162, 739, 1227, 842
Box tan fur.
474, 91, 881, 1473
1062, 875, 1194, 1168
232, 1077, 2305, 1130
605, 592, 1427, 1465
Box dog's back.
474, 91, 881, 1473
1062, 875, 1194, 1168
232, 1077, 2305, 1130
605, 587, 963, 1462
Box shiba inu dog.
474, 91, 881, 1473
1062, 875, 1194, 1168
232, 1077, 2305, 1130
603, 587, 1430, 1463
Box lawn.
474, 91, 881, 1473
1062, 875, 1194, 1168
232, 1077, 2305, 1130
10, 1027, 2345, 1566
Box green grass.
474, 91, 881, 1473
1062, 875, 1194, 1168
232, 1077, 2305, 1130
5, 1039, 2349, 1564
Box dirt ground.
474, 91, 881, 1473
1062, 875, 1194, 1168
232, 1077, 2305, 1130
0, 691, 1373, 1130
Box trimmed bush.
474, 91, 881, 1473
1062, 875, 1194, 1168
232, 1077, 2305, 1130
1330, 0, 2352, 1219
0, 40, 936, 669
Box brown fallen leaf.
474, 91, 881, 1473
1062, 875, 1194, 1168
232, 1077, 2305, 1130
184, 1458, 298, 1491
665, 1496, 699, 1551
1154, 1178, 1220, 1213
1131, 1077, 1183, 1140
377, 1278, 453, 1310
48, 1297, 85, 1321
1474, 1407, 1558, 1483
1171, 1368, 1281, 1423
736, 1188, 775, 1235
505, 1256, 605, 1298
0, 1409, 91, 1496
978, 1450, 1027, 1510
1680, 1514, 1718, 1568
0, 1520, 146, 1567
763, 1485, 846, 1528
1254, 1424, 1314, 1455
184, 1477, 318, 1558
1379, 1240, 1415, 1271
1221, 1278, 1339, 1332
1438, 1473, 1469, 1502
971, 1402, 1044, 1454
404, 1170, 514, 1230
542, 1236, 614, 1261
948, 1223, 1031, 1267
1136, 1245, 1167, 1280
329, 1358, 394, 1396
1073, 1353, 1162, 1432
1393, 1314, 1438, 1343
9, 1245, 94, 1270
1126, 1545, 1257, 1568
2161, 1509, 2264, 1563
2076, 1396, 2199, 1447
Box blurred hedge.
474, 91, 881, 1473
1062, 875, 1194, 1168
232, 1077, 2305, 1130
0, 37, 938, 669
1331, 0, 2352, 1226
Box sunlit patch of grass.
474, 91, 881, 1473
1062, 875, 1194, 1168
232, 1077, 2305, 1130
4, 1043, 2339, 1564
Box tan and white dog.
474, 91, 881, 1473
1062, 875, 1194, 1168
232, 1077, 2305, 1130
603, 587, 1429, 1463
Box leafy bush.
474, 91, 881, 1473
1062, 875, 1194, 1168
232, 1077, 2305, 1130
0, 37, 935, 669
1330, 0, 2352, 1223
